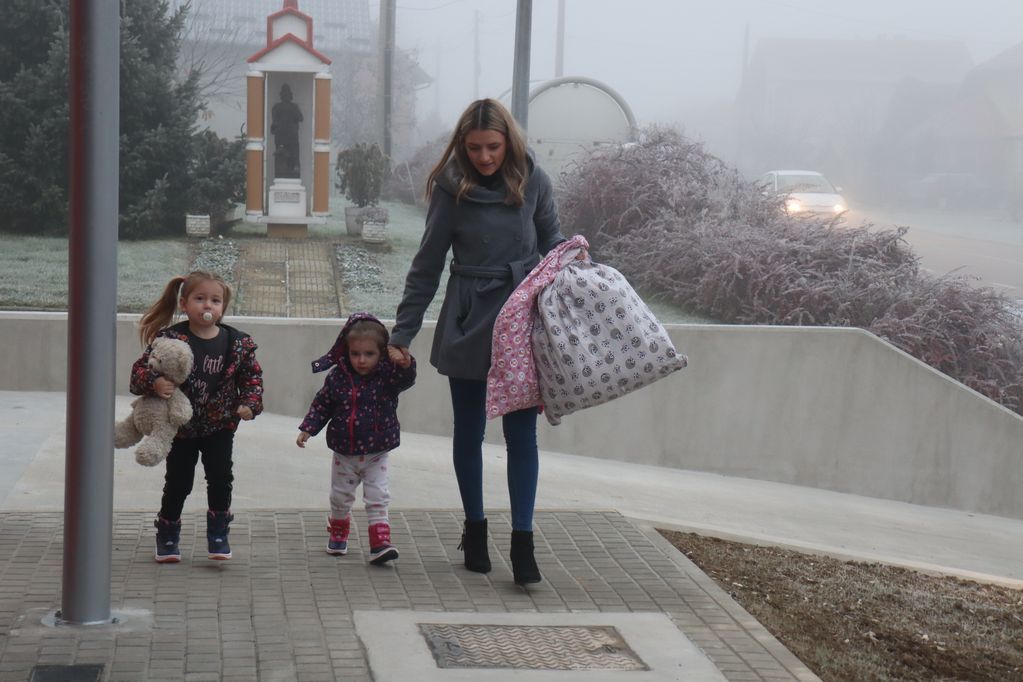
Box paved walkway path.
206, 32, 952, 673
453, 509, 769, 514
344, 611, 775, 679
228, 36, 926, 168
5, 391, 1023, 680
1, 509, 815, 682
233, 239, 343, 319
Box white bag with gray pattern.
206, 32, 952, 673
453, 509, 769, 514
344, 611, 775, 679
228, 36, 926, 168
532, 261, 688, 425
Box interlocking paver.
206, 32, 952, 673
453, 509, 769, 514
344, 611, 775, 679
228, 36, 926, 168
232, 238, 342, 318
0, 510, 818, 681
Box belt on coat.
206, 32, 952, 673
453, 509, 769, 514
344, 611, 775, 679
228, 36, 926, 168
450, 254, 540, 291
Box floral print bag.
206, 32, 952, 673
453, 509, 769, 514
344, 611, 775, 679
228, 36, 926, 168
532, 261, 688, 425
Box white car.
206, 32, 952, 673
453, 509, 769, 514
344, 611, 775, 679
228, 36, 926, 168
758, 170, 847, 216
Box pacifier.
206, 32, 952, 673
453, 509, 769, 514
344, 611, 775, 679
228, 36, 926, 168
202, 312, 214, 322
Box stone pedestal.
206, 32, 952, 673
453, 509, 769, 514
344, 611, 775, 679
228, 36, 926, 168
267, 221, 309, 239
268, 178, 306, 218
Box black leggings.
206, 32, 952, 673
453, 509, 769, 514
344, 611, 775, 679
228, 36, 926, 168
159, 429, 235, 520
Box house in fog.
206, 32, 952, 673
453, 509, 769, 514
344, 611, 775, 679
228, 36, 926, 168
736, 37, 972, 202
883, 42, 1023, 210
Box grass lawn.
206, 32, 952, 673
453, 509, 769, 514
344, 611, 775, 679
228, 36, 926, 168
0, 198, 712, 325
0, 236, 191, 312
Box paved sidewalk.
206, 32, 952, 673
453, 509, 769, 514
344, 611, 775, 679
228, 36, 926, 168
232, 239, 343, 319
4, 390, 1023, 680
1, 509, 814, 682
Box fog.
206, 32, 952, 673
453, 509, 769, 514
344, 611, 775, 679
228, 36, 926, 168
172, 0, 1023, 222
390, 0, 1019, 121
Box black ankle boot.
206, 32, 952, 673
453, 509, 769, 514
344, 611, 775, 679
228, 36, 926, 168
510, 530, 541, 585
458, 519, 491, 573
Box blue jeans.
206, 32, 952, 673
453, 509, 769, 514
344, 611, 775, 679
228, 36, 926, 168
449, 377, 539, 531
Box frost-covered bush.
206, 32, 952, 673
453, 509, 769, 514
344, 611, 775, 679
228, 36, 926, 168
558, 127, 1023, 415
383, 134, 448, 206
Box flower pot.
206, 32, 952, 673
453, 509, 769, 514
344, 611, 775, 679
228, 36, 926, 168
345, 206, 367, 236
361, 220, 388, 244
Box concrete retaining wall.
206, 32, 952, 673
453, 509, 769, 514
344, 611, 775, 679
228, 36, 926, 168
3, 311, 1021, 519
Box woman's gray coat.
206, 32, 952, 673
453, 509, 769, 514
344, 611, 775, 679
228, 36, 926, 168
390, 154, 566, 380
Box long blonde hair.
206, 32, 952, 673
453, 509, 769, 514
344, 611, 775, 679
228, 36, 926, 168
138, 271, 231, 346
426, 98, 529, 206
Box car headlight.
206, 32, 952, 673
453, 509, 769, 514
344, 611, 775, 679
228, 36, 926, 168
785, 198, 803, 213
833, 203, 846, 213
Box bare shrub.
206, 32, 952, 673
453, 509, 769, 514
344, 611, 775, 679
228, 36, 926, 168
559, 127, 1023, 415
383, 134, 448, 206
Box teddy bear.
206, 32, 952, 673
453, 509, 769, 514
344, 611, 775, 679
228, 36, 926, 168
114, 336, 194, 466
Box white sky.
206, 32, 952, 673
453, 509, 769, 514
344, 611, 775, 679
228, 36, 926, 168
378, 0, 1023, 128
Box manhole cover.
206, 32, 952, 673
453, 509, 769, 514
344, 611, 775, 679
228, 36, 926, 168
30, 665, 104, 682
420, 623, 648, 670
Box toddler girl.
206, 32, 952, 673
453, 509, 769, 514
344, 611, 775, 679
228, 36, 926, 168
132, 271, 263, 562
297, 312, 416, 565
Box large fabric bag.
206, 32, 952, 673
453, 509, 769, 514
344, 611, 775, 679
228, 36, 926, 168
486, 237, 589, 419
532, 261, 687, 425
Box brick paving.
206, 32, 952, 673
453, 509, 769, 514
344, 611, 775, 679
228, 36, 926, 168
0, 510, 817, 681
233, 239, 342, 319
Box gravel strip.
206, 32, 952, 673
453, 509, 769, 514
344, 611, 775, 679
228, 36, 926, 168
191, 236, 239, 284
336, 243, 385, 292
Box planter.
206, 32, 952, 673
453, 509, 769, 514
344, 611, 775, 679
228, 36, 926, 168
361, 220, 388, 244
185, 214, 211, 238
345, 206, 367, 236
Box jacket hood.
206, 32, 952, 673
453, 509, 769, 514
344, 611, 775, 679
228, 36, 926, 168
311, 312, 389, 373
434, 147, 537, 203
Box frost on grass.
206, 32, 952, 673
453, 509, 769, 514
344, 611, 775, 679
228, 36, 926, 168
191, 237, 239, 284
336, 244, 384, 292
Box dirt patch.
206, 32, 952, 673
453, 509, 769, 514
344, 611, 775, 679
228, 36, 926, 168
658, 530, 1023, 682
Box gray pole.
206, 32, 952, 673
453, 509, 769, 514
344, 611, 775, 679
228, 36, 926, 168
62, 0, 119, 625
473, 9, 480, 99
555, 0, 565, 78
381, 0, 396, 157
511, 0, 532, 129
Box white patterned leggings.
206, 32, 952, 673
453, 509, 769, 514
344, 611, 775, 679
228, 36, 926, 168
330, 451, 391, 526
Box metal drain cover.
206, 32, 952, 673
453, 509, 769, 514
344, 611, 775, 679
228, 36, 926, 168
30, 665, 104, 682
420, 623, 648, 671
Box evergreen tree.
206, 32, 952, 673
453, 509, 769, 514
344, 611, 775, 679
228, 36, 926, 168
0, 0, 242, 238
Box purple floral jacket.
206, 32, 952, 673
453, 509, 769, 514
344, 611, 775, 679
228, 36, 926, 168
130, 321, 264, 439
298, 313, 417, 456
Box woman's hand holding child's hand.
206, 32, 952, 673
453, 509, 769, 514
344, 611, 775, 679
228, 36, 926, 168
388, 345, 411, 368
296, 431, 310, 448
153, 376, 176, 399
237, 405, 254, 421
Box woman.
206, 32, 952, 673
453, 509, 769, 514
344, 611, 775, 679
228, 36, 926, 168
389, 98, 569, 585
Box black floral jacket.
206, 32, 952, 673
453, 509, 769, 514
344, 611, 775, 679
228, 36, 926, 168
129, 321, 264, 439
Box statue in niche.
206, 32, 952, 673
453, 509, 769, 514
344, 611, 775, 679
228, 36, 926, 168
271, 83, 303, 179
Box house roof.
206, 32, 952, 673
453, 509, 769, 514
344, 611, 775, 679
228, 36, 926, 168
247, 1, 331, 65
973, 41, 1023, 72
169, 0, 372, 54
248, 32, 332, 65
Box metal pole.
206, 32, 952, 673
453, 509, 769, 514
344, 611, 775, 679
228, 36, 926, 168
63, 0, 119, 625
381, 0, 396, 157
511, 0, 532, 129
473, 9, 480, 99
555, 0, 565, 78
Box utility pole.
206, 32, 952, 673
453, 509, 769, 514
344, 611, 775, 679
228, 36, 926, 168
555, 0, 565, 78
63, 0, 119, 625
511, 0, 532, 128
473, 9, 480, 99
380, 0, 396, 157
434, 40, 442, 120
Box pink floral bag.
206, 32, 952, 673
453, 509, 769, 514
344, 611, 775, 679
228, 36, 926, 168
486, 236, 589, 419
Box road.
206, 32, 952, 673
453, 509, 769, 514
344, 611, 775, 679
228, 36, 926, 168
846, 206, 1023, 301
